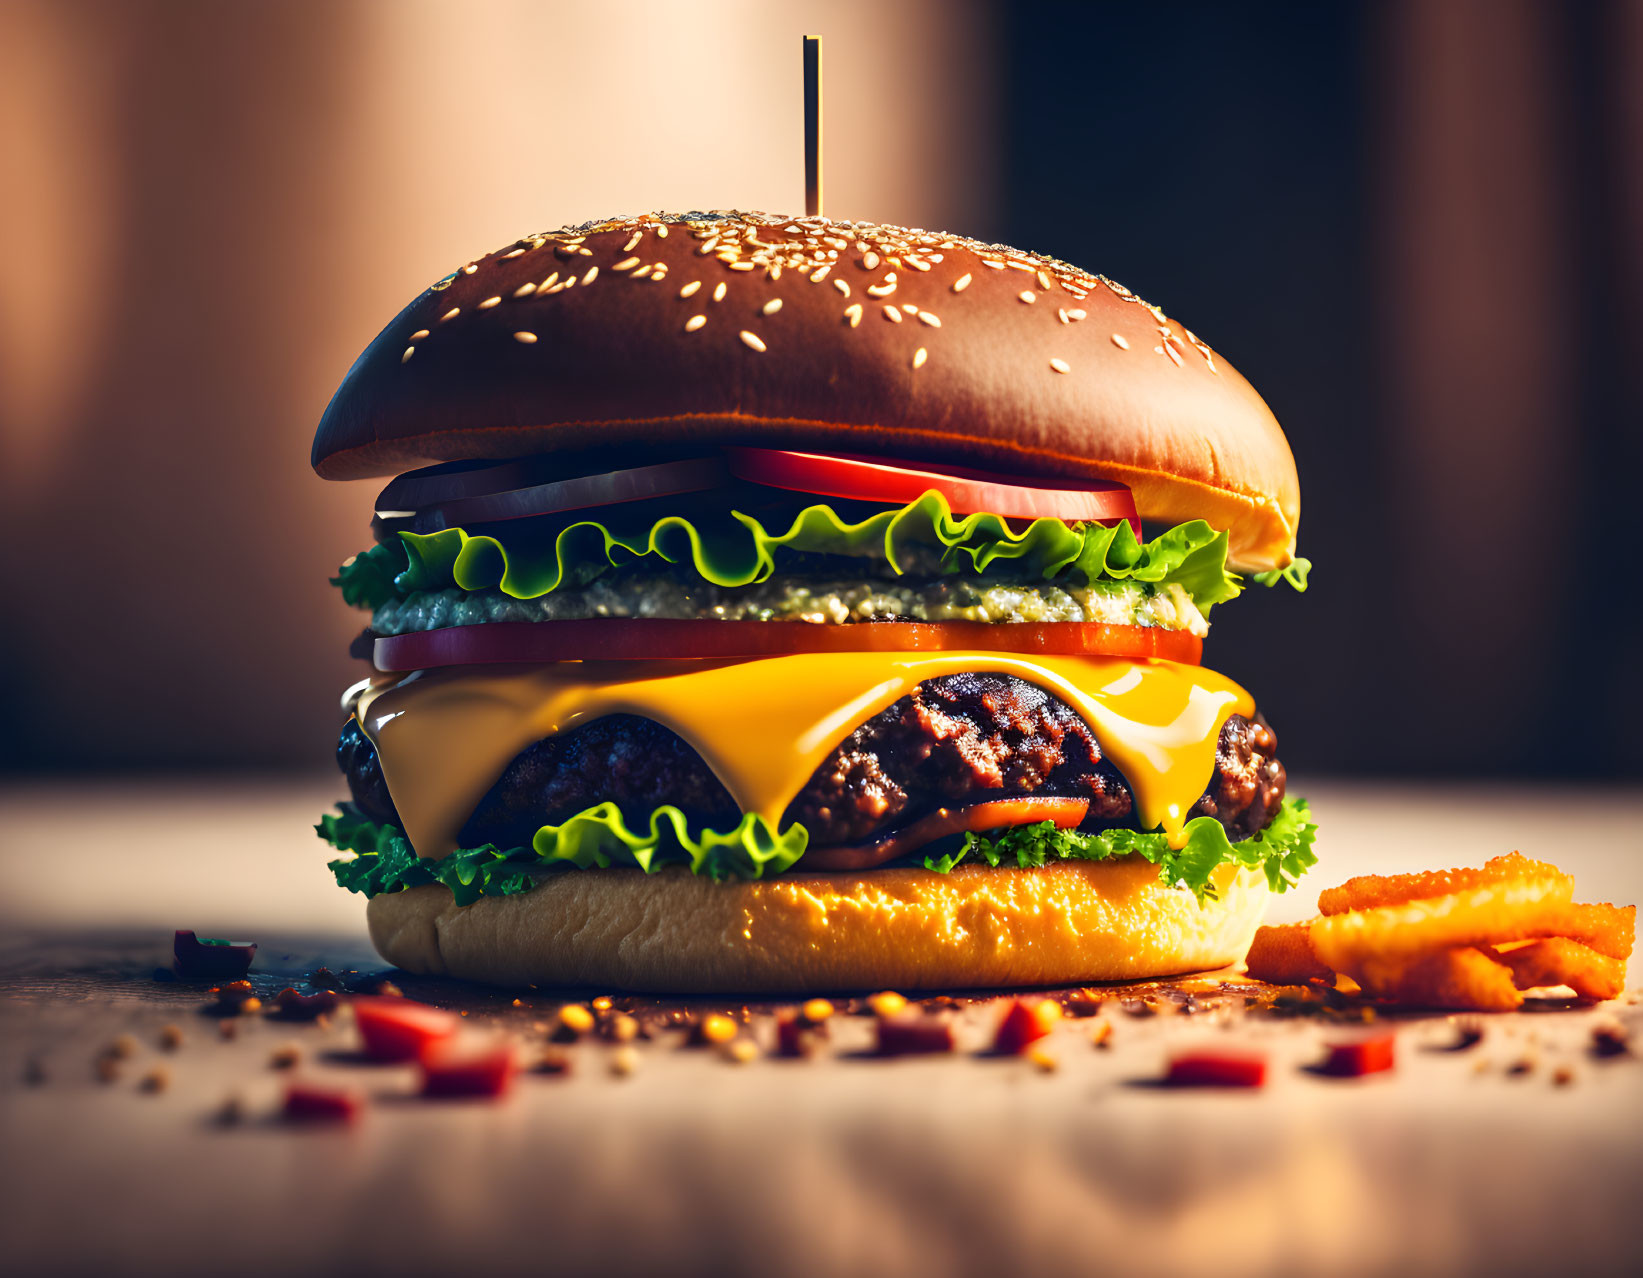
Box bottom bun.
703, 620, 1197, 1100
365, 857, 1271, 994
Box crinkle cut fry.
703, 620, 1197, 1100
1356, 947, 1523, 1012
1310, 873, 1575, 972
1546, 902, 1636, 961
1244, 922, 1332, 985
1317, 853, 1562, 916
1492, 938, 1627, 1002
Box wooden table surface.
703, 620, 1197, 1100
2, 777, 1640, 1278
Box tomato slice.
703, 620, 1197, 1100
800, 798, 1091, 872
373, 619, 1202, 671
375, 450, 1139, 536
352, 997, 460, 1063
725, 448, 1140, 532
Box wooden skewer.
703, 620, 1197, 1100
803, 35, 822, 217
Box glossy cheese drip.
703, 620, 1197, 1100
356, 652, 1254, 861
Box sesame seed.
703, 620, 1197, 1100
409, 329, 429, 341
866, 281, 896, 298
1068, 308, 1087, 321
739, 330, 766, 352
479, 296, 501, 309
697, 238, 720, 256
907, 257, 931, 272
1037, 270, 1053, 290
1164, 342, 1184, 366
655, 224, 668, 238
679, 281, 702, 298
502, 248, 525, 259
729, 261, 756, 272
685, 315, 707, 332
712, 282, 727, 302
844, 303, 862, 327
952, 273, 972, 293
440, 307, 460, 322
918, 311, 941, 327
811, 265, 832, 283
1058, 308, 1070, 324
1154, 345, 1164, 354
462, 264, 478, 274
401, 347, 415, 363
833, 279, 851, 296
632, 265, 653, 279
863, 252, 881, 269
1050, 357, 1070, 373
613, 257, 641, 272
540, 272, 560, 290
883, 305, 902, 323
514, 331, 538, 344
513, 283, 537, 298
621, 233, 641, 252
581, 266, 598, 285
902, 303, 918, 314
982, 259, 1006, 270
1019, 291, 1036, 304
762, 298, 783, 315
913, 347, 928, 369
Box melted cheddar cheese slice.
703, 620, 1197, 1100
356, 651, 1253, 861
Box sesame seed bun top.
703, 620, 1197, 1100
312, 211, 1300, 570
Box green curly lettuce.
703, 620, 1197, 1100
320, 797, 1315, 906
332, 492, 1277, 614
923, 797, 1317, 903
318, 801, 806, 903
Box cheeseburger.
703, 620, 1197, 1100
315, 211, 1315, 993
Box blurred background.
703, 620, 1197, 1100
2, 0, 1639, 780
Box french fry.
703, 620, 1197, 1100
1311, 873, 1575, 973
1355, 947, 1523, 1012
1544, 902, 1636, 961
1494, 938, 1626, 1002
1318, 853, 1562, 916
1244, 922, 1333, 985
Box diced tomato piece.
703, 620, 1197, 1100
875, 1015, 956, 1057
418, 1042, 519, 1099
282, 1083, 363, 1124
992, 998, 1061, 1055
1165, 1050, 1268, 1088
352, 997, 459, 1063
1318, 1034, 1396, 1077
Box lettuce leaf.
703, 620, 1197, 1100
923, 797, 1317, 903
334, 492, 1270, 613
319, 797, 1315, 906
318, 801, 806, 902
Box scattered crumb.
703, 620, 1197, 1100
269, 1044, 302, 1071
1591, 1019, 1630, 1058
608, 1014, 639, 1043
556, 1004, 595, 1038
105, 1034, 139, 1061
867, 991, 907, 1018
535, 1049, 572, 1076
591, 996, 614, 1013
1552, 1066, 1575, 1087
1090, 1022, 1114, 1049
218, 1019, 239, 1041
139, 1067, 170, 1094
610, 1046, 640, 1077
802, 998, 835, 1024
1507, 1055, 1537, 1077
1028, 1045, 1058, 1073
726, 1039, 759, 1065
374, 981, 403, 998
696, 1014, 738, 1046
214, 1094, 247, 1126
511, 998, 524, 1008
95, 1056, 122, 1084
158, 1024, 185, 1052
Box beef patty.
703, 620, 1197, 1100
338, 672, 1286, 853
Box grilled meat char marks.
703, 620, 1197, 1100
338, 674, 1285, 853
